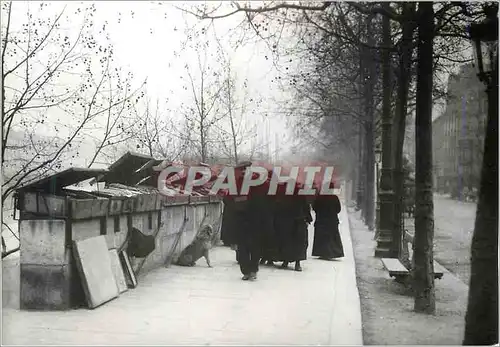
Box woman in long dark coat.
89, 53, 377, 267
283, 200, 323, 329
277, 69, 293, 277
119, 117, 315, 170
259, 194, 278, 266
312, 194, 344, 259
274, 183, 312, 271
255, 170, 278, 266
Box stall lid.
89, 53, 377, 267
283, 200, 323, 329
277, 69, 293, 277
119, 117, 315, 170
92, 151, 156, 185
135, 159, 163, 174
131, 158, 164, 186
15, 168, 109, 194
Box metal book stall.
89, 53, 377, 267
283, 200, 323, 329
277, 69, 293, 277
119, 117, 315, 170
13, 152, 223, 311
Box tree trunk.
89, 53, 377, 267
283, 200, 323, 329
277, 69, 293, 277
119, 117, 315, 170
392, 3, 416, 266
225, 70, 239, 164
356, 46, 366, 212
412, 2, 435, 314
364, 121, 375, 230
362, 15, 376, 230
200, 125, 207, 163
228, 104, 239, 164
1, 2, 11, 165
463, 57, 498, 345
351, 134, 358, 205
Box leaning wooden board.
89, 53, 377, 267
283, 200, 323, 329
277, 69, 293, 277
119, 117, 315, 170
119, 250, 137, 288
108, 249, 128, 293
73, 236, 119, 308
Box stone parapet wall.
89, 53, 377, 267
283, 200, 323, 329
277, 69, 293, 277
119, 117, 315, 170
18, 194, 222, 311
131, 201, 222, 276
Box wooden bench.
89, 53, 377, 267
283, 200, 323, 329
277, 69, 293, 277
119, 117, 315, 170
381, 258, 446, 282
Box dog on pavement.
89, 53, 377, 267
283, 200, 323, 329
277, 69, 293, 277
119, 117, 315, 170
176, 224, 214, 267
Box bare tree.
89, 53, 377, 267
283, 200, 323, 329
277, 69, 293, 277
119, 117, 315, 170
86, 70, 147, 168
1, 2, 126, 198
181, 44, 226, 162
129, 96, 190, 161
216, 61, 260, 164
0, 2, 148, 254
412, 1, 436, 314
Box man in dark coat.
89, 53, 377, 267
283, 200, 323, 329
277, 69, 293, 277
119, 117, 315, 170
274, 182, 312, 271
232, 161, 269, 280
234, 196, 260, 279
312, 194, 344, 259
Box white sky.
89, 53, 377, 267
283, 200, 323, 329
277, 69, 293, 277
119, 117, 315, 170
5, 1, 469, 168
91, 1, 296, 156
5, 1, 296, 163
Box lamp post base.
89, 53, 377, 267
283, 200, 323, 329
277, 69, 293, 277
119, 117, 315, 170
356, 190, 363, 210
375, 189, 396, 257
374, 248, 392, 258
374, 232, 393, 257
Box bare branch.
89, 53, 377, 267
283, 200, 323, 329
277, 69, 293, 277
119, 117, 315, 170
3, 5, 67, 78
346, 2, 401, 22
178, 2, 332, 20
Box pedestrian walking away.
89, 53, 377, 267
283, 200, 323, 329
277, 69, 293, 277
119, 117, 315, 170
274, 181, 312, 271
312, 194, 344, 260
232, 161, 271, 281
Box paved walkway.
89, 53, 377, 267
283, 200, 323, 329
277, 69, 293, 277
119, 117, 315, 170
2, 205, 362, 345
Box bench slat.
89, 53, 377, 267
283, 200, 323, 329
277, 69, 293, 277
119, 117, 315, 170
381, 258, 446, 278
382, 258, 409, 275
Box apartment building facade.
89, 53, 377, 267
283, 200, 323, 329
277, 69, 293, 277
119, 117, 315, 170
432, 64, 488, 197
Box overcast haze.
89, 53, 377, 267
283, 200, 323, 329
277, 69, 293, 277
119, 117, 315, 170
3, 1, 468, 173
5, 1, 300, 168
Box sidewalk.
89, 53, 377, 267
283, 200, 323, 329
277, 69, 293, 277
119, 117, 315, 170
2, 205, 362, 345
348, 208, 469, 345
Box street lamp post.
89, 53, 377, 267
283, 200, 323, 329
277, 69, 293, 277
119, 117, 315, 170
464, 5, 498, 345
375, 101, 395, 256
375, 146, 382, 235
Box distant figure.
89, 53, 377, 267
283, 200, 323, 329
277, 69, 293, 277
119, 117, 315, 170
312, 194, 344, 260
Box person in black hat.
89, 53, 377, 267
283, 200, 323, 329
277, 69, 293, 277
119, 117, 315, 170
232, 161, 265, 280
